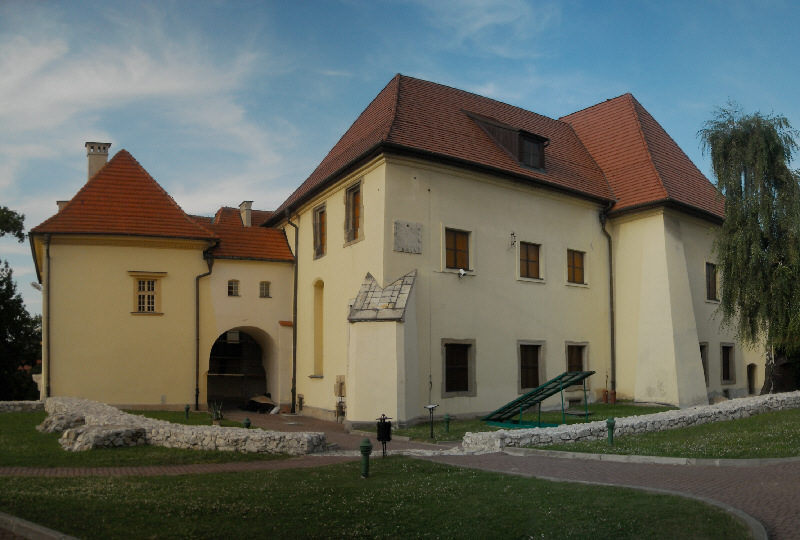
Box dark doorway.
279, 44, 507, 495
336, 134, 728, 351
207, 330, 266, 406
747, 363, 757, 395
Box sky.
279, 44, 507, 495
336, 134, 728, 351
2, 0, 800, 316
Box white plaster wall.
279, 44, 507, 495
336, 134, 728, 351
382, 158, 611, 420
207, 259, 294, 407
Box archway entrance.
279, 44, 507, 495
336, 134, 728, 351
207, 330, 266, 406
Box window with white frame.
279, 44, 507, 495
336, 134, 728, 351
259, 281, 271, 298
129, 271, 166, 315
228, 279, 240, 297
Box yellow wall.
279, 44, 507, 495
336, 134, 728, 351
611, 209, 761, 406
40, 236, 211, 407
285, 159, 388, 420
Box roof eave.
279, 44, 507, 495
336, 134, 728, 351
267, 141, 614, 225
608, 199, 724, 225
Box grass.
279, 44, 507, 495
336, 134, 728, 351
0, 411, 289, 468
387, 401, 676, 443
125, 409, 245, 428
0, 457, 750, 540
542, 407, 800, 459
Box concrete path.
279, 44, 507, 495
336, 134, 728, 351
2, 410, 796, 539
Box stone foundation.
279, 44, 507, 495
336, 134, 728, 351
462, 391, 800, 453
40, 397, 326, 455
0, 401, 44, 413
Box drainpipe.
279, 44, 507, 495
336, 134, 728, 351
285, 209, 299, 414
195, 255, 215, 411
44, 234, 51, 398
599, 205, 616, 393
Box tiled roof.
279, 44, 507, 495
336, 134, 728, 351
561, 94, 724, 219
198, 207, 293, 262
31, 150, 218, 240
269, 74, 613, 222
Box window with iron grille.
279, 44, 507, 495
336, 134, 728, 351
706, 262, 718, 301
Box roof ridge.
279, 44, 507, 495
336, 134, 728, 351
382, 73, 403, 142
625, 94, 670, 201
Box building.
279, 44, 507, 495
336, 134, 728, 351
29, 75, 763, 425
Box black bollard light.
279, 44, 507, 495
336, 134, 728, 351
360, 438, 373, 478
424, 404, 439, 439
184, 404, 190, 420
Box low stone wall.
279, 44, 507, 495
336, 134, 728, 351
462, 391, 800, 453
40, 397, 326, 455
0, 401, 44, 413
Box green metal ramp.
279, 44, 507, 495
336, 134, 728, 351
482, 371, 595, 429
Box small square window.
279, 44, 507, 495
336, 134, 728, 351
445, 228, 470, 270
520, 242, 540, 279
129, 271, 166, 315
228, 280, 240, 297
313, 205, 326, 258
706, 262, 718, 301
259, 281, 271, 298
567, 249, 585, 284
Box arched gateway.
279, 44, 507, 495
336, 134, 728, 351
207, 330, 268, 406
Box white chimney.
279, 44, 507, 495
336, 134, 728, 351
57, 200, 69, 211
85, 142, 111, 180
239, 201, 253, 227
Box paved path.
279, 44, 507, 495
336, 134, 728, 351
2, 410, 797, 539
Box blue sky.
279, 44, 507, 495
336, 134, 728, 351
2, 0, 800, 315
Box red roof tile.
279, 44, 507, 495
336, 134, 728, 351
561, 94, 724, 219
269, 74, 613, 222
199, 207, 293, 262
31, 150, 218, 240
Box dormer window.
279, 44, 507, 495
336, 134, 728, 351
519, 134, 545, 169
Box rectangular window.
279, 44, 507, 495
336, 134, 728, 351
445, 343, 470, 392
567, 249, 585, 284
706, 262, 718, 301
129, 271, 165, 314
259, 281, 271, 298
520, 242, 540, 279
520, 344, 541, 389
567, 344, 585, 372
345, 183, 362, 243
228, 280, 239, 297
313, 205, 326, 257
520, 134, 545, 169
137, 279, 156, 312
700, 343, 709, 387
721, 344, 735, 383
445, 228, 470, 270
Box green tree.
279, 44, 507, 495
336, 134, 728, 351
0, 207, 41, 400
700, 103, 800, 393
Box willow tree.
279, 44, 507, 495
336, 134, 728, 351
700, 103, 800, 393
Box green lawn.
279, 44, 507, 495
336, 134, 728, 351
0, 457, 750, 540
0, 411, 288, 467
542, 407, 800, 459
387, 401, 676, 443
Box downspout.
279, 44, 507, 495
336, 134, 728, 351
44, 234, 51, 398
285, 209, 299, 414
599, 205, 616, 393
195, 254, 215, 411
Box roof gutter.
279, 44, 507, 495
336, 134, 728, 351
195, 246, 216, 411
599, 204, 616, 394
44, 234, 51, 398
285, 209, 299, 414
